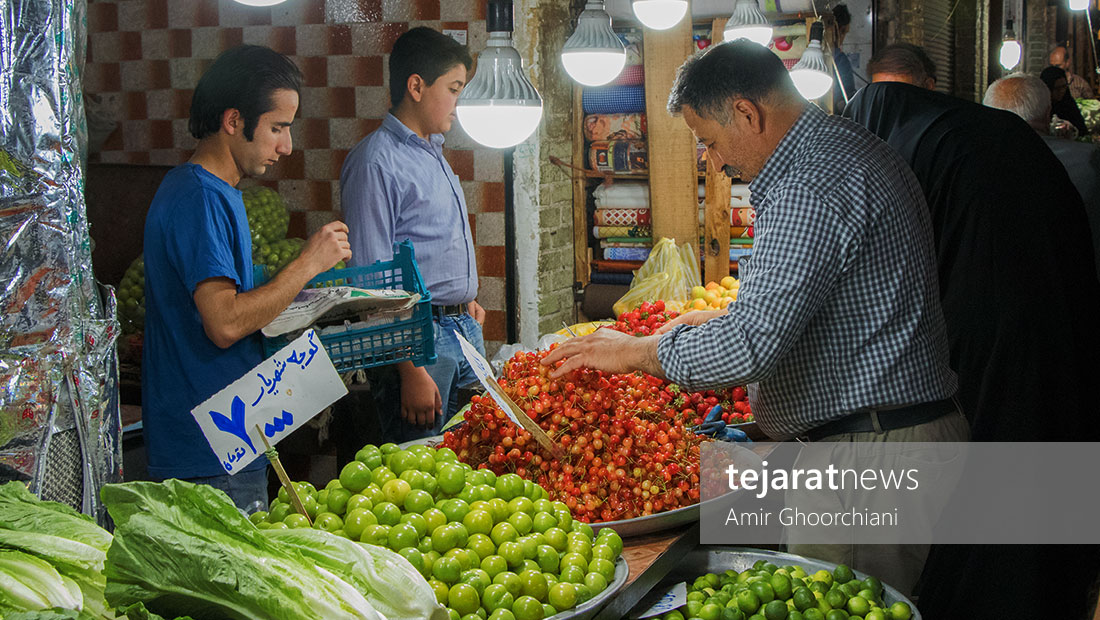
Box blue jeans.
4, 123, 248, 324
180, 467, 269, 514
375, 313, 485, 443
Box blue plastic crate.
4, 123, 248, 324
255, 240, 436, 372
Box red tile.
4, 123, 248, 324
442, 22, 469, 31
125, 91, 146, 118
101, 127, 123, 151
275, 150, 305, 179
468, 213, 476, 241
356, 55, 383, 86
129, 152, 150, 164
119, 31, 142, 61
477, 245, 506, 278
483, 181, 505, 213
220, 27, 244, 50
292, 118, 329, 150
299, 56, 328, 88
175, 89, 194, 118
288, 211, 308, 238
302, 0, 327, 24
304, 181, 334, 210
475, 1, 487, 20
269, 26, 296, 55
85, 62, 121, 92
196, 0, 220, 27
482, 310, 506, 342
444, 149, 474, 180
329, 25, 353, 55
88, 2, 118, 32
150, 120, 174, 149
146, 0, 168, 29
358, 0, 383, 21
414, 0, 441, 20
221, 2, 273, 26
169, 29, 192, 57
328, 149, 349, 179
150, 59, 171, 89
329, 87, 357, 118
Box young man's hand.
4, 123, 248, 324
299, 221, 352, 275
399, 364, 442, 429
468, 300, 486, 325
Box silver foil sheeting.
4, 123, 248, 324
1, 0, 121, 525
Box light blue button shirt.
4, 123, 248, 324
340, 113, 478, 305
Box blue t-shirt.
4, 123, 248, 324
142, 163, 265, 479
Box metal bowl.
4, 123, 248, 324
648, 546, 922, 619
548, 555, 630, 620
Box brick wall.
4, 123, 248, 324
84, 0, 509, 355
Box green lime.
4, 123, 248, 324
749, 581, 776, 605
832, 565, 855, 585
824, 590, 847, 610
802, 610, 825, 620
864, 610, 887, 620
825, 610, 848, 620
763, 599, 788, 620
888, 602, 912, 620
737, 589, 761, 614
846, 596, 870, 617
771, 573, 793, 600
793, 587, 817, 611
861, 577, 883, 597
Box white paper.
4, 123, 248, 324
191, 329, 348, 474
454, 331, 523, 427
261, 287, 418, 337
632, 581, 688, 619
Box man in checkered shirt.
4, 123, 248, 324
544, 40, 967, 594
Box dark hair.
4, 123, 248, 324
1040, 65, 1068, 92
189, 45, 302, 141
867, 43, 937, 84
389, 27, 474, 108
668, 40, 796, 123
833, 4, 851, 27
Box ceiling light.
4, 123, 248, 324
562, 1, 627, 86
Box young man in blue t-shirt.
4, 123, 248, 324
340, 28, 485, 442
142, 46, 351, 510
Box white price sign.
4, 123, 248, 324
191, 329, 347, 474
632, 582, 688, 619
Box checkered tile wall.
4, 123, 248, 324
85, 0, 510, 352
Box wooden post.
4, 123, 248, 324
703, 18, 733, 284
644, 0, 699, 262
572, 83, 590, 292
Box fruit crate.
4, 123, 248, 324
255, 240, 436, 372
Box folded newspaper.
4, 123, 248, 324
262, 286, 420, 337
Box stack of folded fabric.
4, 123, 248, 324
592, 181, 653, 253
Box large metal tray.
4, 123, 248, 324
548, 555, 630, 620
644, 547, 921, 619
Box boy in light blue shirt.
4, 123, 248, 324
341, 28, 485, 442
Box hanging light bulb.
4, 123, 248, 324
999, 21, 1022, 70
724, 0, 773, 46
457, 0, 544, 149
632, 0, 689, 30
232, 0, 287, 6
562, 1, 627, 86
1069, 0, 1089, 10
790, 22, 833, 99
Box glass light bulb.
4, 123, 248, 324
562, 51, 628, 86
632, 0, 689, 30
232, 0, 287, 5
790, 69, 834, 99
457, 104, 544, 149
1069, 0, 1089, 10
999, 40, 1022, 69
724, 25, 775, 46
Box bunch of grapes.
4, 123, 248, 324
243, 186, 289, 246
253, 237, 305, 276
117, 255, 145, 334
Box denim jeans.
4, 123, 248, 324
179, 467, 269, 514
373, 312, 485, 444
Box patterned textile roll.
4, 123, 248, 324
604, 247, 652, 261
594, 208, 651, 226
612, 64, 645, 86
584, 113, 647, 141
589, 140, 648, 173
731, 226, 754, 238
732, 208, 756, 227
582, 85, 646, 114
593, 225, 652, 238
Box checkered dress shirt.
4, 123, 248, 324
657, 105, 958, 439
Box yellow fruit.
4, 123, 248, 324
720, 297, 734, 307
703, 291, 719, 305
705, 281, 720, 291
720, 276, 737, 289
692, 286, 707, 299
692, 298, 708, 310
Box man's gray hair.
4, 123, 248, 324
983, 73, 1051, 131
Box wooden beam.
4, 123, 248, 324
703, 17, 733, 284
644, 1, 699, 262
572, 83, 590, 290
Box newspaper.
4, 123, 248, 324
262, 287, 420, 337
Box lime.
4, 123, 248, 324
771, 574, 793, 600
699, 603, 723, 620
824, 610, 849, 620
763, 599, 789, 620
750, 581, 775, 605
832, 565, 855, 585
738, 589, 761, 614
888, 602, 912, 620
793, 587, 817, 611
824, 590, 847, 610
861, 577, 883, 598
864, 610, 887, 620
802, 610, 825, 620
